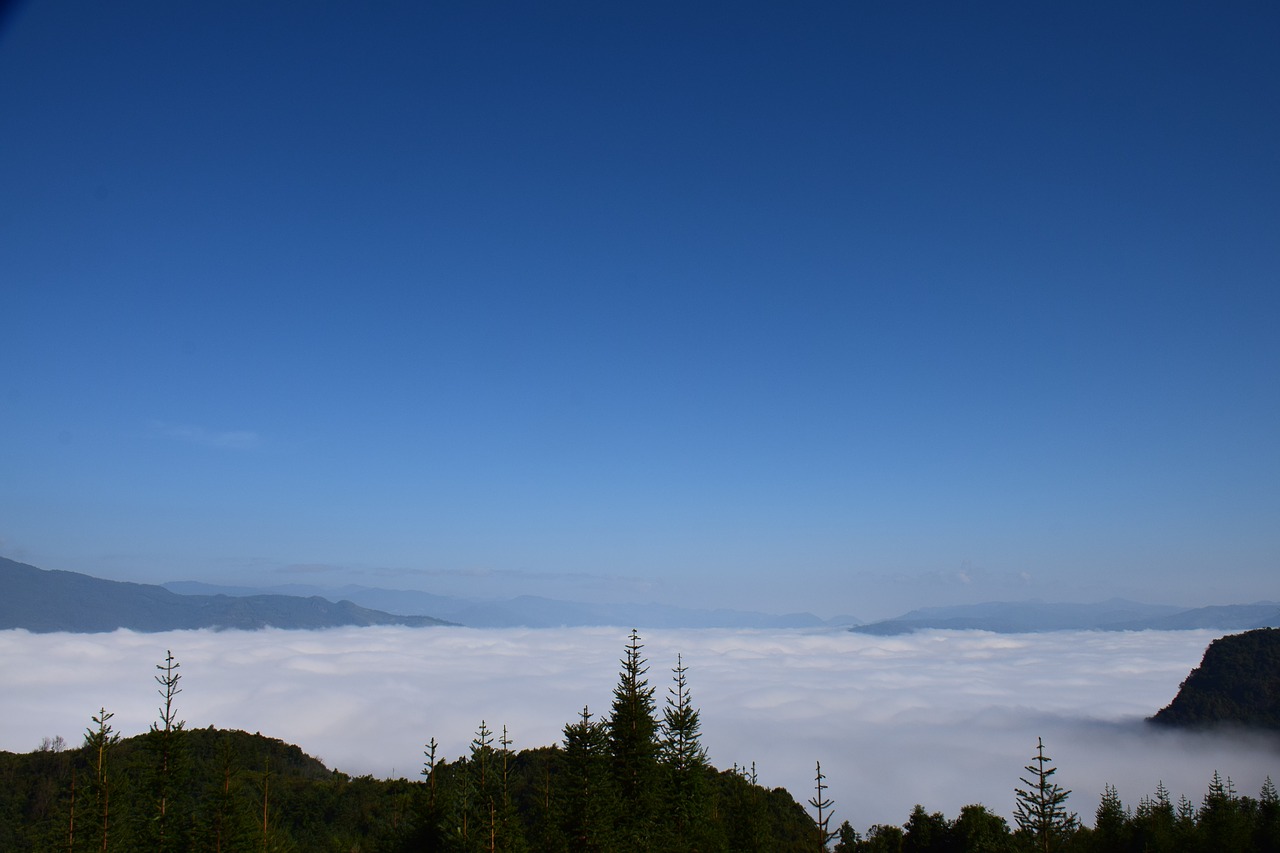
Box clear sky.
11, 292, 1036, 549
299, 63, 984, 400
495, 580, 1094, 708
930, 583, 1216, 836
2, 2, 1277, 619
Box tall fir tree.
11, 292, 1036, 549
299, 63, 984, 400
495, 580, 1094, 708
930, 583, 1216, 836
140, 650, 189, 853
808, 761, 836, 852
83, 707, 119, 853
1256, 776, 1280, 853
607, 629, 659, 851
658, 653, 710, 850
1199, 770, 1251, 850
561, 705, 614, 853
201, 734, 252, 853
1093, 783, 1128, 851
1013, 737, 1077, 853
471, 720, 496, 851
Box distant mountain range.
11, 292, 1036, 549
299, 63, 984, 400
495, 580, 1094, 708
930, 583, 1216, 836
0, 556, 846, 632
161, 581, 847, 630
5, 555, 1277, 634
0, 557, 452, 632
850, 598, 1280, 635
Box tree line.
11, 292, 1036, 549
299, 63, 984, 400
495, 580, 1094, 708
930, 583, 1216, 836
0, 631, 1276, 851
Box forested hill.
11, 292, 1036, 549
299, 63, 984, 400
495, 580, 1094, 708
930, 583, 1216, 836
0, 557, 453, 632
0, 726, 824, 852
0, 633, 826, 852
1150, 627, 1280, 729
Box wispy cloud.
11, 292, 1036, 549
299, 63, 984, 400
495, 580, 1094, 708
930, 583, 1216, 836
276, 563, 349, 575
150, 422, 261, 449
349, 565, 659, 600
1, 627, 1272, 833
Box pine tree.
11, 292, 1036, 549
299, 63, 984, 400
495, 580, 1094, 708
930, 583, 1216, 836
832, 820, 859, 852
1257, 776, 1280, 853
1199, 770, 1250, 850
405, 736, 449, 850
142, 650, 189, 853
203, 735, 251, 853
254, 755, 282, 853
1093, 783, 1128, 850
471, 720, 497, 851
659, 653, 710, 849
809, 761, 836, 851
1013, 737, 1077, 853
561, 705, 614, 853
1132, 782, 1175, 852
83, 707, 119, 853
494, 725, 527, 853
607, 629, 659, 851
423, 737, 440, 809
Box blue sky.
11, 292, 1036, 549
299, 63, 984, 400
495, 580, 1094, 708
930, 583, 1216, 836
2, 2, 1277, 618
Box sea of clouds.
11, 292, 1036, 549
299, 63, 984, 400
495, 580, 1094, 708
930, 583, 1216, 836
2, 626, 1275, 833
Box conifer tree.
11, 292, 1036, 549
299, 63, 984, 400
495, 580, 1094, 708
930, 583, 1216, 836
562, 705, 614, 853
142, 650, 189, 853
494, 725, 527, 853
1199, 770, 1250, 850
83, 707, 118, 853
472, 720, 495, 802
255, 755, 278, 853
1093, 783, 1128, 850
659, 653, 710, 848
832, 820, 859, 852
423, 737, 439, 809
204, 735, 251, 853
404, 737, 450, 850
1013, 737, 1076, 853
471, 720, 496, 851
1132, 783, 1175, 852
809, 761, 836, 851
659, 654, 708, 771
608, 629, 659, 851
1257, 776, 1280, 853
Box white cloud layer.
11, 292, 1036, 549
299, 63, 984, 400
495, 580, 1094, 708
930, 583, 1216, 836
2, 627, 1275, 833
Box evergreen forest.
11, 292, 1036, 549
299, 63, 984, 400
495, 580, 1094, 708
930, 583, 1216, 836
0, 632, 1277, 852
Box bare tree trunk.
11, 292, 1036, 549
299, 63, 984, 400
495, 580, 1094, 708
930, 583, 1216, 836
66, 775, 75, 853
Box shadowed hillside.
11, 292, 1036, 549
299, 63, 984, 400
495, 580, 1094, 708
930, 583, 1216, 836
0, 557, 453, 632
1151, 627, 1280, 729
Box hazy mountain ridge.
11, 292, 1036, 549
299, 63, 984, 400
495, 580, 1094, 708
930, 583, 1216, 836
850, 598, 1280, 635
163, 580, 842, 629
0, 558, 453, 632
7, 556, 1277, 634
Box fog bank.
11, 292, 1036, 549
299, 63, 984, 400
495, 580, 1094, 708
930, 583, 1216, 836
2, 626, 1274, 832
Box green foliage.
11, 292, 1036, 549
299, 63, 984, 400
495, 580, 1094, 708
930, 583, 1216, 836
902, 804, 948, 853
608, 627, 661, 849
659, 653, 710, 837
1151, 627, 1280, 729
137, 649, 192, 853
950, 804, 1015, 853
657, 652, 714, 852
560, 705, 614, 852
834, 819, 860, 851
1089, 784, 1127, 852
1013, 737, 1077, 853
861, 822, 906, 852
1258, 777, 1280, 853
